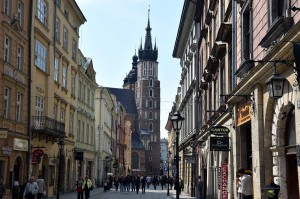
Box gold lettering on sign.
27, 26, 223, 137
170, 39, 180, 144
237, 102, 251, 126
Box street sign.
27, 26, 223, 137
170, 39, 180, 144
210, 137, 229, 151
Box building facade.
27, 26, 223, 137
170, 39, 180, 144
169, 0, 300, 199
0, 0, 30, 197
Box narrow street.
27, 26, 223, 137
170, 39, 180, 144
48, 186, 196, 199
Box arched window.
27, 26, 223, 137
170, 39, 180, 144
149, 100, 153, 108
149, 123, 153, 132
149, 112, 153, 119
149, 89, 153, 97
132, 152, 139, 169
143, 63, 147, 76
149, 79, 153, 87
149, 63, 153, 76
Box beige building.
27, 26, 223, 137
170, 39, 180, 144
0, 0, 30, 197
30, 0, 86, 196
170, 0, 300, 199
75, 49, 97, 181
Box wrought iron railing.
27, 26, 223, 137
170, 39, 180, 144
31, 116, 65, 136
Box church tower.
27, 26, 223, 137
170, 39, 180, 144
136, 9, 160, 175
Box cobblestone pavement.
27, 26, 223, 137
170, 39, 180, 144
48, 185, 196, 199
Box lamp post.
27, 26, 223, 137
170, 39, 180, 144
167, 151, 172, 196
171, 111, 184, 199
57, 139, 65, 199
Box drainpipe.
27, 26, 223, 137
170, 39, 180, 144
27, 0, 34, 181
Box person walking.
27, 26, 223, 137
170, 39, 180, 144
266, 177, 280, 199
135, 176, 140, 194
76, 177, 84, 199
36, 175, 46, 199
114, 177, 119, 192
0, 176, 6, 199
237, 168, 253, 199
141, 176, 146, 194
23, 176, 39, 199
237, 176, 242, 199
131, 176, 135, 192
197, 176, 203, 199
82, 176, 92, 199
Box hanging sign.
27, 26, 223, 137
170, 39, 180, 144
221, 164, 228, 199
210, 126, 230, 136
237, 102, 252, 126
210, 137, 229, 151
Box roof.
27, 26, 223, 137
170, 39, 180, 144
106, 87, 138, 115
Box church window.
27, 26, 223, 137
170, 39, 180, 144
149, 63, 153, 76
149, 122, 153, 132
143, 62, 147, 76
132, 152, 139, 169
149, 89, 153, 97
149, 78, 153, 87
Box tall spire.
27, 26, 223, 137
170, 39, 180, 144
138, 7, 158, 61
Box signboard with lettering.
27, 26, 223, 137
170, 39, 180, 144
237, 101, 252, 126
221, 164, 228, 199
210, 126, 230, 136
32, 149, 44, 164
13, 138, 28, 151
0, 130, 8, 138
210, 137, 229, 151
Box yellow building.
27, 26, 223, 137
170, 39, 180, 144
30, 0, 86, 196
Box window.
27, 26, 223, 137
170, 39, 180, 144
242, 4, 252, 61
132, 152, 139, 169
87, 124, 89, 143
149, 79, 153, 87
149, 63, 153, 76
91, 92, 94, 108
4, 87, 10, 119
269, 0, 285, 25
54, 58, 59, 82
17, 0, 24, 27
87, 89, 90, 106
149, 123, 153, 132
4, 0, 10, 16
69, 113, 74, 135
35, 40, 47, 72
61, 108, 65, 123
62, 65, 67, 88
35, 96, 44, 127
149, 146, 152, 150
53, 104, 57, 120
83, 85, 86, 102
63, 27, 68, 50
72, 39, 77, 59
55, 18, 60, 41
56, 0, 61, 7
78, 81, 82, 99
16, 93, 22, 122
143, 63, 147, 76
149, 89, 153, 97
149, 112, 153, 120
149, 157, 152, 161
149, 100, 153, 108
77, 120, 81, 141
71, 75, 75, 96
4, 36, 11, 63
37, 0, 48, 25
16, 45, 23, 70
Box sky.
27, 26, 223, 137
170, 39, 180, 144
75, 0, 183, 138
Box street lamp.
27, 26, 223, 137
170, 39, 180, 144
57, 139, 65, 199
171, 111, 184, 199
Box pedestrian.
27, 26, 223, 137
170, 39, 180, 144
23, 176, 39, 199
82, 176, 93, 199
76, 176, 84, 199
237, 167, 253, 199
169, 177, 174, 190
36, 175, 46, 199
146, 176, 151, 188
114, 177, 119, 192
266, 177, 280, 199
131, 176, 135, 192
152, 175, 158, 190
237, 176, 242, 199
135, 176, 140, 194
197, 176, 203, 199
0, 176, 6, 199
141, 176, 146, 194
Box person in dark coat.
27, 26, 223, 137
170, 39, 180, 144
114, 177, 119, 192
266, 177, 280, 199
141, 176, 146, 194
0, 176, 6, 199
135, 176, 140, 194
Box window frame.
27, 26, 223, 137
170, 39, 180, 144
4, 87, 10, 119
62, 65, 67, 88
16, 45, 24, 70
16, 93, 22, 122
63, 27, 68, 50
37, 0, 48, 26
4, 36, 11, 63
35, 40, 48, 72
54, 58, 59, 82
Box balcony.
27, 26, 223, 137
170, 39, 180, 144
31, 116, 66, 143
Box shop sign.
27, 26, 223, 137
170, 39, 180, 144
210, 126, 230, 136
237, 102, 251, 126
221, 164, 228, 199
2, 146, 12, 155
210, 137, 229, 151
13, 138, 28, 151
0, 130, 8, 138
32, 149, 44, 164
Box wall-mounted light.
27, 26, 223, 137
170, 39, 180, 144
265, 63, 286, 98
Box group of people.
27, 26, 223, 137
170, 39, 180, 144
237, 167, 280, 199
22, 175, 46, 199
75, 176, 93, 199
